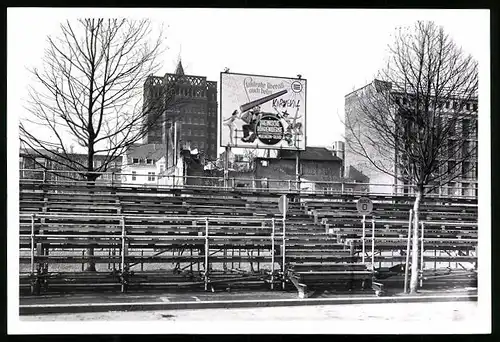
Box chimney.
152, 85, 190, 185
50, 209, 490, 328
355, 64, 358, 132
332, 141, 346, 177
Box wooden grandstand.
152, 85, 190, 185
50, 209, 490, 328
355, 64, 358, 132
19, 172, 478, 297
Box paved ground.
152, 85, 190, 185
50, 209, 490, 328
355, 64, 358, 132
16, 289, 488, 334
22, 300, 478, 322
20, 301, 484, 334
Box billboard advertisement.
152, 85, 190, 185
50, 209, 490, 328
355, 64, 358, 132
220, 72, 306, 150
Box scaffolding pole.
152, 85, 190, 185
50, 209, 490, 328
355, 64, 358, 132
362, 215, 366, 264
404, 209, 413, 294
271, 218, 275, 290
204, 217, 209, 291
420, 221, 425, 288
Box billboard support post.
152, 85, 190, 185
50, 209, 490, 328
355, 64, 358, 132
296, 151, 300, 192
224, 146, 229, 188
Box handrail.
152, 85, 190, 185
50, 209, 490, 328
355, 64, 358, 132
19, 182, 478, 201
19, 168, 478, 199
18, 213, 280, 222
359, 237, 477, 242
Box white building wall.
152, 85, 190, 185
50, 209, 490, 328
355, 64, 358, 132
121, 155, 159, 186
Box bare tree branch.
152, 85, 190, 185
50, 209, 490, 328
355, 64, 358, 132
20, 18, 184, 182
343, 21, 478, 294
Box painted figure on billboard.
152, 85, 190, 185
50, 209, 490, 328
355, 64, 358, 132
223, 109, 240, 145
273, 106, 303, 145
241, 106, 262, 143
221, 73, 306, 150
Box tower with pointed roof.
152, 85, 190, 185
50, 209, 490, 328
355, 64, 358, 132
142, 59, 218, 164
174, 59, 185, 76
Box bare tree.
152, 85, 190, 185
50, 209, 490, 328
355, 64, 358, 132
20, 18, 183, 182
20, 18, 184, 271
344, 21, 478, 293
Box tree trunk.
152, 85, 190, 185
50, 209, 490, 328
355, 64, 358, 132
409, 187, 423, 293
85, 169, 98, 272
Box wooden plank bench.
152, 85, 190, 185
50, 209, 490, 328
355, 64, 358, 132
287, 262, 373, 296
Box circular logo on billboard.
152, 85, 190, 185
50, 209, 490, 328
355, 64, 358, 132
291, 81, 303, 93
256, 114, 284, 145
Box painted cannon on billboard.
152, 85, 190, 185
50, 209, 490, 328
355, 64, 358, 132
220, 72, 306, 150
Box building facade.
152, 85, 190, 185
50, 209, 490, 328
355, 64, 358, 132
210, 146, 369, 193
344, 79, 478, 196
142, 60, 218, 163
120, 144, 165, 186
19, 149, 122, 185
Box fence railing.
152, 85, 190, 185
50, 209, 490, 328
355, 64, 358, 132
354, 214, 478, 292
19, 213, 286, 292
18, 168, 478, 199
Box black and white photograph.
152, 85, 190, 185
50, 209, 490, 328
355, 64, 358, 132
7, 7, 491, 335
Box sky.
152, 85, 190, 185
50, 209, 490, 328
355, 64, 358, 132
8, 8, 489, 153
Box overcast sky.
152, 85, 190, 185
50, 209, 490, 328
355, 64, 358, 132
8, 8, 489, 153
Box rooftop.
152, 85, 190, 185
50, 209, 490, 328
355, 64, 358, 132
278, 146, 342, 162
126, 144, 166, 160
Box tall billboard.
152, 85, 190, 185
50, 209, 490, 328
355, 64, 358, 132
220, 72, 306, 150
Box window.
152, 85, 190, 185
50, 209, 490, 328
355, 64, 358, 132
462, 119, 470, 137
472, 103, 478, 111
447, 161, 455, 174
445, 101, 450, 109
132, 158, 139, 164
462, 141, 470, 158
146, 159, 153, 165
472, 163, 477, 179
462, 161, 471, 178
449, 122, 456, 136
466, 103, 471, 111
148, 172, 155, 182
132, 171, 137, 181
462, 183, 470, 196
447, 182, 456, 196
447, 139, 455, 158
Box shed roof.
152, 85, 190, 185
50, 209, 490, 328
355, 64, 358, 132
126, 144, 166, 160
278, 146, 341, 162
